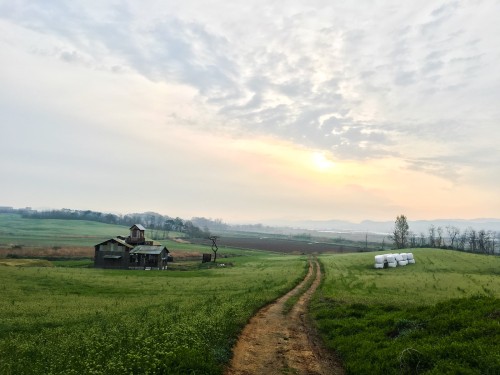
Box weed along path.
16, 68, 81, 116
225, 258, 344, 375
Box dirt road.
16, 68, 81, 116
225, 258, 344, 375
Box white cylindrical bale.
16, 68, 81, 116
374, 255, 384, 264
395, 254, 403, 262
407, 253, 414, 260
388, 262, 397, 268
374, 263, 384, 269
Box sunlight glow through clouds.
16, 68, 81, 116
1, 1, 500, 222
311, 152, 335, 172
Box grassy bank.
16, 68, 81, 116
312, 249, 500, 374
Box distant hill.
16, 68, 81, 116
263, 218, 500, 234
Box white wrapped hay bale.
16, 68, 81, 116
401, 253, 408, 261
374, 263, 384, 269
374, 255, 385, 264
395, 254, 403, 262
388, 262, 397, 268
398, 260, 408, 266
407, 253, 414, 260
386, 255, 396, 263
408, 259, 416, 264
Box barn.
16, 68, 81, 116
94, 224, 169, 270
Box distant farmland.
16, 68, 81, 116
214, 236, 366, 253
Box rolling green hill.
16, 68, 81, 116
313, 249, 500, 374
0, 213, 135, 247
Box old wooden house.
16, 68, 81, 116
94, 224, 169, 270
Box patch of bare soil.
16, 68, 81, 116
225, 258, 344, 375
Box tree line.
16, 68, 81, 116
13, 208, 209, 239
392, 215, 498, 255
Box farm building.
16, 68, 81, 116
94, 224, 169, 270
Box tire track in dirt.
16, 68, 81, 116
225, 258, 344, 375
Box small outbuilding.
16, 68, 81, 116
129, 245, 169, 270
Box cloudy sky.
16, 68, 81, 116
1, 0, 499, 223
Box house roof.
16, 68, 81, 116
95, 237, 134, 249
130, 224, 146, 231
130, 245, 168, 255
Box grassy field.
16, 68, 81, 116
312, 249, 500, 374
2, 215, 499, 374
0, 213, 131, 247
0, 252, 307, 374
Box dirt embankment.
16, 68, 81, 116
225, 258, 344, 375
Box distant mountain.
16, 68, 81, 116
263, 218, 500, 234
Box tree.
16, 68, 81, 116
209, 236, 219, 262
391, 215, 409, 249
466, 228, 477, 252
446, 226, 460, 249
428, 225, 436, 248
436, 226, 443, 248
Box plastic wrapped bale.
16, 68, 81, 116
374, 255, 385, 264
401, 253, 408, 261
398, 260, 408, 266
408, 259, 416, 264
395, 254, 403, 262
388, 262, 397, 268
386, 255, 396, 263
374, 263, 384, 269
407, 253, 414, 260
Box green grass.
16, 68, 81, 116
0, 252, 308, 374
3, 215, 499, 374
312, 249, 500, 374
0, 213, 131, 247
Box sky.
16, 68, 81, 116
1, 0, 499, 224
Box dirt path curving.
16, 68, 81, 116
225, 258, 344, 375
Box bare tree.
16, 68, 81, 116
419, 232, 426, 247
209, 236, 219, 262
491, 231, 498, 255
446, 226, 460, 249
478, 230, 488, 254
436, 226, 443, 248
457, 231, 467, 251
391, 215, 410, 249
428, 225, 436, 248
409, 231, 417, 248
467, 228, 477, 253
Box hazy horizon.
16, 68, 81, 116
3, 204, 500, 230
2, 1, 499, 223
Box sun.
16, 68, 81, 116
312, 152, 335, 171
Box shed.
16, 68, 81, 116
129, 245, 169, 270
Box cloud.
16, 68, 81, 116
1, 0, 500, 221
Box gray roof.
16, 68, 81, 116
130, 245, 168, 255
95, 237, 134, 249
130, 224, 146, 231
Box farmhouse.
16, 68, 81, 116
94, 224, 169, 270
